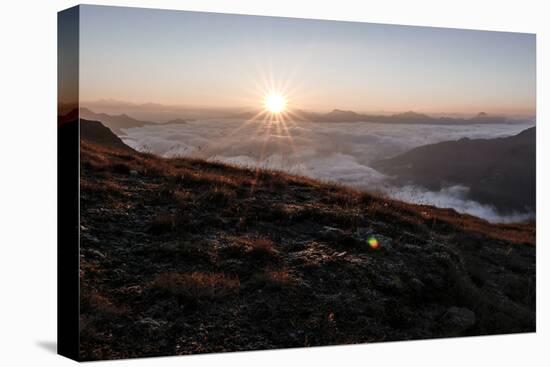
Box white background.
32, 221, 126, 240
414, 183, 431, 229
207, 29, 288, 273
0, 0, 547, 365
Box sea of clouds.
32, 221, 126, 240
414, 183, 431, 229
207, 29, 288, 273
121, 119, 534, 223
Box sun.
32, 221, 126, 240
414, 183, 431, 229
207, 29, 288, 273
263, 93, 288, 114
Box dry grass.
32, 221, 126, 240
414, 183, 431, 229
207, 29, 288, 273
226, 236, 279, 259
80, 179, 126, 194
198, 185, 236, 206
149, 272, 240, 300
247, 268, 296, 290
80, 140, 535, 245
248, 237, 278, 257
265, 269, 294, 284
172, 190, 194, 206
81, 290, 125, 315
149, 213, 176, 235
108, 162, 132, 174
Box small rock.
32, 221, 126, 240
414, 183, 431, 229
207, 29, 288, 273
119, 285, 143, 295
320, 226, 346, 242
87, 249, 105, 259
113, 269, 126, 278
138, 317, 165, 330
83, 234, 100, 243
130, 169, 139, 176
442, 307, 476, 334
408, 278, 426, 293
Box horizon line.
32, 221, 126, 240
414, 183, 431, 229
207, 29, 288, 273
69, 99, 536, 118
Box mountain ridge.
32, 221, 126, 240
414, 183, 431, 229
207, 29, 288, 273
373, 127, 536, 214
239, 108, 533, 125
79, 108, 188, 134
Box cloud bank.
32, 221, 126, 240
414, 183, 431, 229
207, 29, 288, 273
121, 119, 533, 223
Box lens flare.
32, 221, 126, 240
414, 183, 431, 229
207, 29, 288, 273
367, 236, 379, 249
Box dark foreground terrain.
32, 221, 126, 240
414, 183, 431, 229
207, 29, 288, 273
77, 119, 535, 360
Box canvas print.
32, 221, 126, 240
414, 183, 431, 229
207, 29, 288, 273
58, 5, 536, 361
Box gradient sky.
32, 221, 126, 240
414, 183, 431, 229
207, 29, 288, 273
79, 5, 536, 115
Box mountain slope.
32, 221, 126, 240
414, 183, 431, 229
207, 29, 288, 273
79, 119, 137, 153
79, 120, 535, 360
80, 108, 156, 133
373, 127, 536, 213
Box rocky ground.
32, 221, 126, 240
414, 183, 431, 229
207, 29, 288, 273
79, 136, 535, 361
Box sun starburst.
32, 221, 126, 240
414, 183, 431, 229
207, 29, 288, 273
263, 93, 288, 114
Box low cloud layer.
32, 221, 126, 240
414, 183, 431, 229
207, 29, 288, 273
121, 119, 533, 223
388, 185, 534, 223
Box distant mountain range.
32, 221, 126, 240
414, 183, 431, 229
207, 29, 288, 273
373, 127, 536, 214
299, 110, 531, 125
238, 109, 533, 125
80, 108, 187, 134
82, 99, 246, 121
81, 99, 535, 126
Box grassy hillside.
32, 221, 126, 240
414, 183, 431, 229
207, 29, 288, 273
78, 120, 535, 360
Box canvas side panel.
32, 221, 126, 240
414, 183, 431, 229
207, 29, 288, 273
57, 5, 80, 361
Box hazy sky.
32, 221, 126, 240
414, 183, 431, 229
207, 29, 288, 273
79, 5, 536, 115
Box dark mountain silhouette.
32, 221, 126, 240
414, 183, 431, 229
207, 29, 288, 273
59, 117, 136, 154
322, 109, 363, 121
79, 108, 158, 134
79, 119, 137, 153
373, 127, 536, 213
78, 119, 534, 360
80, 108, 188, 135
160, 118, 188, 126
